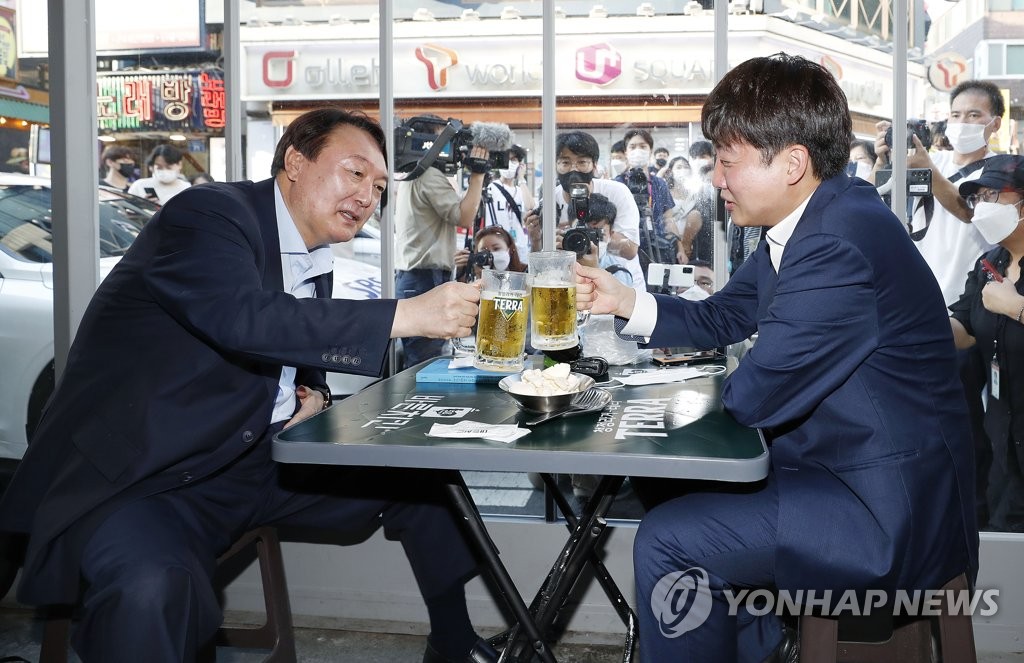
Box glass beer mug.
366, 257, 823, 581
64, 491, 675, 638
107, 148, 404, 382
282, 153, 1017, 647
466, 269, 531, 372
528, 250, 587, 351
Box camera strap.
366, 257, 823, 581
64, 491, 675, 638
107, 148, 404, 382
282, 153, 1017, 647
910, 157, 990, 241
492, 182, 523, 223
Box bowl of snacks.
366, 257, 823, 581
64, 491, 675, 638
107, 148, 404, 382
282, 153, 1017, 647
498, 363, 595, 413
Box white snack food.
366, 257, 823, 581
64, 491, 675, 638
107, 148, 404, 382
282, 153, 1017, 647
508, 363, 584, 396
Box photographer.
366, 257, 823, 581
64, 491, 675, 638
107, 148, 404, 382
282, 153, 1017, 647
453, 225, 527, 282
573, 193, 636, 287
484, 144, 534, 264
874, 80, 1002, 307
394, 115, 490, 370
614, 128, 678, 264
522, 130, 645, 290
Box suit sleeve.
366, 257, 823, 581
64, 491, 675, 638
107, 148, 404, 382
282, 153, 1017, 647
142, 188, 395, 378
722, 233, 879, 428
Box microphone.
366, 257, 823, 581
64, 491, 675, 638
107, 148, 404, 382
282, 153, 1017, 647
470, 122, 514, 152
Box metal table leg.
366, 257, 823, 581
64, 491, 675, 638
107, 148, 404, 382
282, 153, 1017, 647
441, 471, 557, 663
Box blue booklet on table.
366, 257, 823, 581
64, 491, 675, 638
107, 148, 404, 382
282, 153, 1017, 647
414, 358, 512, 384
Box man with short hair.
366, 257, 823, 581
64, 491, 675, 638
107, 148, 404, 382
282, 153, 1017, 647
616, 127, 679, 265
523, 131, 645, 290
99, 146, 138, 191
575, 53, 977, 663
393, 115, 490, 370
0, 109, 495, 663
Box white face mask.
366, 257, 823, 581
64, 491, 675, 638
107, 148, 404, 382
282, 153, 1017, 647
854, 162, 872, 180
971, 201, 1021, 245
154, 168, 179, 184
945, 121, 991, 155
627, 148, 650, 169
609, 158, 627, 177
491, 249, 511, 271
598, 240, 608, 260
499, 161, 519, 180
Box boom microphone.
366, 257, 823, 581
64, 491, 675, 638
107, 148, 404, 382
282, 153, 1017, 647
470, 122, 514, 152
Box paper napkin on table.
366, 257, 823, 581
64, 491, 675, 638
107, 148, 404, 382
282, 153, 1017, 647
614, 366, 724, 386
426, 420, 530, 444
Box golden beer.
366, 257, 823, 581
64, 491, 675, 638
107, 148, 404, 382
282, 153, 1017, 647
531, 284, 578, 350
474, 290, 530, 371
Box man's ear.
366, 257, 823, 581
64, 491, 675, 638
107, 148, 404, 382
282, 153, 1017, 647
283, 145, 305, 181
784, 145, 811, 184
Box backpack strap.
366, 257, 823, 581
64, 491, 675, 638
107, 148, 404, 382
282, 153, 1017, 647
910, 157, 991, 241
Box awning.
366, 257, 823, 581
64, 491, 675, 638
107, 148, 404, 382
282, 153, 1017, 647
0, 98, 49, 124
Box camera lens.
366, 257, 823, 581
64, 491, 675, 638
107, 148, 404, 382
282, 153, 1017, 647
562, 228, 591, 256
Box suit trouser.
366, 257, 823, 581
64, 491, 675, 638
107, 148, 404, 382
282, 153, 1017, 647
633, 474, 783, 663
74, 426, 476, 663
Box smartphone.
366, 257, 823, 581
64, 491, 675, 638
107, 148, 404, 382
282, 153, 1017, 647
981, 259, 1003, 283
143, 187, 157, 198
651, 349, 720, 366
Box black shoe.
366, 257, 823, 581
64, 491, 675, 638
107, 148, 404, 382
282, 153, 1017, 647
422, 637, 499, 663
763, 625, 799, 663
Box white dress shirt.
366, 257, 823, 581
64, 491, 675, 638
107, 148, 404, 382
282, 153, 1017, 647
270, 181, 335, 423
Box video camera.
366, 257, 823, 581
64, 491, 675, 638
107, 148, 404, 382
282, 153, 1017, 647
885, 119, 932, 151
562, 183, 603, 257
393, 116, 510, 179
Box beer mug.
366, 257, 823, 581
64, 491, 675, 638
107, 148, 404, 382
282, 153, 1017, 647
529, 250, 587, 351
472, 270, 531, 372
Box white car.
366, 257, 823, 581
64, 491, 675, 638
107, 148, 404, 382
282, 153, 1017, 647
0, 175, 158, 461
0, 175, 384, 462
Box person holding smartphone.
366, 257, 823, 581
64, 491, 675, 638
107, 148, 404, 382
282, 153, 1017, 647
128, 144, 191, 205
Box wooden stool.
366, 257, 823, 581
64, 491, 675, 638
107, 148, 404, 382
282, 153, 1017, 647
799, 573, 977, 663
39, 526, 296, 663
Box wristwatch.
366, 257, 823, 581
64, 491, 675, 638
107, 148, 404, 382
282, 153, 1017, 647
307, 385, 332, 411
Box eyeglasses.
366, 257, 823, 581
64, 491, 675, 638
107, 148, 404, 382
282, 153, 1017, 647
965, 190, 1024, 209
555, 158, 594, 172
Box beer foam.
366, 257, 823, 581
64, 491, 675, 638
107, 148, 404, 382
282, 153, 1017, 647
508, 363, 585, 396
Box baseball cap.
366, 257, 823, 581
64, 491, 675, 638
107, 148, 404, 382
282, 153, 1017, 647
959, 154, 1024, 197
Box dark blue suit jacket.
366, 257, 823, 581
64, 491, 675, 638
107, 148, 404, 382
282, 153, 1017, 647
646, 174, 977, 594
0, 178, 398, 604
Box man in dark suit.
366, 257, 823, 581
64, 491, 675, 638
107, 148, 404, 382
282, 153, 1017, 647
575, 54, 978, 662
0, 109, 497, 663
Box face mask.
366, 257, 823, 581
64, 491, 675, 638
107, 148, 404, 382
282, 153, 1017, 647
154, 168, 179, 184
609, 158, 627, 177
491, 249, 511, 271
971, 201, 1021, 244
117, 163, 135, 178
558, 170, 593, 191
598, 240, 609, 259
627, 148, 650, 169
854, 162, 872, 180
679, 284, 711, 301
944, 121, 991, 154
499, 161, 519, 180
655, 158, 668, 169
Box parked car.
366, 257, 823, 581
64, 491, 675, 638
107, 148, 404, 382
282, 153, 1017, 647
0, 175, 160, 462
0, 175, 386, 462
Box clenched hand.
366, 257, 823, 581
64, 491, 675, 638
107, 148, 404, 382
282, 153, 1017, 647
392, 281, 481, 339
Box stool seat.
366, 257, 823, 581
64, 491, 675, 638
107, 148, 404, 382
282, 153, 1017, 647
39, 526, 296, 663
799, 573, 977, 663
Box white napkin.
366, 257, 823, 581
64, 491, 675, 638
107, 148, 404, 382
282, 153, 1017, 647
426, 420, 531, 444
614, 365, 725, 386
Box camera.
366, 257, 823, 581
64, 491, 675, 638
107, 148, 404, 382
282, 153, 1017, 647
468, 249, 494, 269
561, 184, 603, 256
885, 119, 932, 151
625, 167, 648, 196
875, 167, 933, 197
393, 116, 509, 177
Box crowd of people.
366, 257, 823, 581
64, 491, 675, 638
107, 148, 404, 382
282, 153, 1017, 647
2, 49, 1021, 663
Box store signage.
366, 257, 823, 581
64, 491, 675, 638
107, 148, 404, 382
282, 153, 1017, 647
97, 70, 225, 133
928, 52, 969, 93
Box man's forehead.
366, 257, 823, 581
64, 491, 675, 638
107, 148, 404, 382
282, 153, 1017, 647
952, 93, 991, 114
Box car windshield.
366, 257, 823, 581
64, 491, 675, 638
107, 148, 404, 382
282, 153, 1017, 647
0, 184, 160, 263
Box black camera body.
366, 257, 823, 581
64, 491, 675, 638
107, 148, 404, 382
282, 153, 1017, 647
562, 184, 603, 256
885, 119, 932, 151
875, 167, 933, 197
468, 249, 494, 269
394, 116, 508, 176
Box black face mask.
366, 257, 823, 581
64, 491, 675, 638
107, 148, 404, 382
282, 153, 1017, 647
117, 163, 135, 178
558, 170, 594, 191
655, 158, 668, 169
